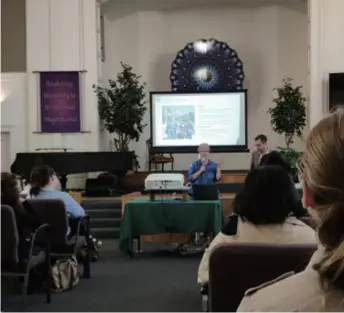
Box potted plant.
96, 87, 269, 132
93, 62, 147, 171
268, 78, 307, 181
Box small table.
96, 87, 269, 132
119, 198, 224, 255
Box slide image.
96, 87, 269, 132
162, 105, 195, 140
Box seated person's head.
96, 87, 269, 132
233, 165, 292, 225
30, 165, 60, 196
259, 151, 290, 173
1, 172, 19, 207
298, 108, 344, 288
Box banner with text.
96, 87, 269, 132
40, 71, 81, 133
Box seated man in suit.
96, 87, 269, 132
187, 143, 221, 188
250, 134, 270, 170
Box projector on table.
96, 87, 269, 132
145, 173, 185, 191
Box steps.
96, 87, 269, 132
82, 199, 122, 239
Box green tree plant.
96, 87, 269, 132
268, 78, 307, 181
93, 62, 147, 170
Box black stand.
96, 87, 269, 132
111, 170, 128, 195
144, 189, 189, 201
59, 175, 68, 191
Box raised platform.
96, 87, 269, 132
122, 170, 248, 192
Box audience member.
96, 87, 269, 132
259, 150, 290, 172
29, 165, 85, 219
1, 172, 41, 255
260, 151, 307, 217
29, 166, 85, 236
238, 108, 344, 311
28, 165, 102, 256
197, 166, 315, 285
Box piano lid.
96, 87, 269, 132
11, 151, 134, 177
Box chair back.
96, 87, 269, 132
208, 242, 317, 312
26, 199, 68, 245
1, 205, 19, 266
146, 138, 153, 157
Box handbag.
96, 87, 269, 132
51, 256, 79, 292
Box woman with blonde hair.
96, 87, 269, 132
238, 108, 344, 311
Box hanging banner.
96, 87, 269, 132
40, 71, 81, 133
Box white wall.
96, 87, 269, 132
101, 2, 309, 171
1, 132, 11, 172
0, 73, 28, 166
26, 0, 100, 154
309, 0, 344, 127
25, 0, 101, 187
1, 0, 26, 72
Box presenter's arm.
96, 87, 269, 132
187, 163, 204, 183
216, 166, 221, 181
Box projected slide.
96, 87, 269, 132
150, 92, 247, 152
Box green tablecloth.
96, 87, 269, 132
119, 198, 224, 254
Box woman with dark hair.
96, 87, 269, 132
197, 166, 316, 285
1, 172, 21, 210
259, 151, 307, 217
259, 150, 290, 171
29, 165, 85, 222
1, 172, 40, 252
28, 166, 102, 259
238, 108, 344, 311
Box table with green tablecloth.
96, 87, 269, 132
119, 198, 224, 255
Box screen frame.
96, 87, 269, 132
149, 90, 249, 154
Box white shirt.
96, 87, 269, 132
20, 184, 32, 199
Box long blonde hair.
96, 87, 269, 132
300, 107, 344, 288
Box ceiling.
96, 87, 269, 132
101, 0, 307, 20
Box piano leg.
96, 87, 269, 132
59, 175, 68, 191
112, 171, 127, 195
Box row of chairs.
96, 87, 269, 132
205, 242, 317, 311
1, 199, 92, 311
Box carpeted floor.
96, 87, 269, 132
3, 240, 203, 312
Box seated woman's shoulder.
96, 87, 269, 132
237, 269, 343, 312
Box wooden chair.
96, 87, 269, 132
146, 138, 174, 172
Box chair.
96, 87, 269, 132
208, 242, 317, 312
26, 199, 92, 278
1, 205, 51, 311
147, 138, 174, 172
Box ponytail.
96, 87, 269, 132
29, 165, 55, 197
313, 202, 344, 289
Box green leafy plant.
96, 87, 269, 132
268, 78, 307, 181
93, 62, 147, 170
279, 147, 302, 182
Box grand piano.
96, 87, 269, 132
11, 151, 134, 190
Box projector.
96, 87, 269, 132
145, 173, 185, 191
